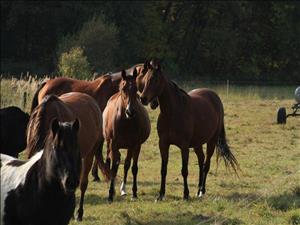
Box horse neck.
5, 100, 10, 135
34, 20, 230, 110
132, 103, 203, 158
158, 77, 187, 115
89, 78, 102, 90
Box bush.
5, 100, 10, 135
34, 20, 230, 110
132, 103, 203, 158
58, 47, 91, 79
57, 15, 119, 74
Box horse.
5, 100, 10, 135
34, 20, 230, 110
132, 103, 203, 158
29, 63, 157, 181
30, 64, 146, 114
27, 93, 109, 221
103, 69, 150, 201
1, 119, 81, 225
0, 106, 29, 157
140, 60, 239, 200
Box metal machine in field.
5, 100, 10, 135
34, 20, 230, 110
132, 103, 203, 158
277, 86, 300, 124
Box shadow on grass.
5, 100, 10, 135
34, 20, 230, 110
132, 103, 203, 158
116, 211, 244, 225
267, 190, 300, 211
224, 192, 260, 202
225, 188, 300, 212
76, 193, 108, 205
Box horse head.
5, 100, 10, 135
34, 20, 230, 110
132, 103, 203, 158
44, 118, 81, 194
120, 69, 139, 119
140, 59, 164, 106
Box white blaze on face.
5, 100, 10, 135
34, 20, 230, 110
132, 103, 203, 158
1, 151, 43, 223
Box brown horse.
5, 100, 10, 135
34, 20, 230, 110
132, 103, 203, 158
30, 64, 147, 114
103, 69, 150, 202
27, 93, 110, 221
30, 63, 157, 181
140, 60, 239, 200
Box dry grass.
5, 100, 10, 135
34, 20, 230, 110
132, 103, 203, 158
1, 77, 299, 225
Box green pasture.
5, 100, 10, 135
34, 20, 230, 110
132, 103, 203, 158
0, 77, 299, 225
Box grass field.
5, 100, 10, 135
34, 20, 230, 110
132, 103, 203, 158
1, 77, 299, 225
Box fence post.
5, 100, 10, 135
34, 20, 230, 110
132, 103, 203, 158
227, 79, 229, 98
23, 92, 27, 110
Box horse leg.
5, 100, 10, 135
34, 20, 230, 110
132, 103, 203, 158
199, 140, 216, 197
91, 157, 100, 182
120, 150, 133, 196
108, 142, 120, 202
105, 139, 111, 169
76, 154, 93, 221
131, 145, 141, 199
194, 146, 205, 197
180, 147, 190, 200
157, 140, 170, 201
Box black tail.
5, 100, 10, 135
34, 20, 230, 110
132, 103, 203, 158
30, 82, 46, 114
216, 124, 240, 175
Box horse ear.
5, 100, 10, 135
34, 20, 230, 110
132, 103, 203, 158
51, 118, 59, 136
133, 67, 138, 78
121, 70, 127, 80
72, 118, 80, 133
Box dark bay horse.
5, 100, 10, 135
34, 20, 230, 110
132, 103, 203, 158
140, 61, 239, 200
0, 106, 29, 157
27, 93, 109, 221
1, 119, 81, 225
103, 69, 150, 201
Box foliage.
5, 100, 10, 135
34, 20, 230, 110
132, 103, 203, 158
57, 15, 119, 73
58, 47, 91, 79
1, 1, 300, 82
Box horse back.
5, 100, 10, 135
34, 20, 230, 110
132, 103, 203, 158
38, 77, 92, 105
60, 92, 103, 157
188, 88, 223, 144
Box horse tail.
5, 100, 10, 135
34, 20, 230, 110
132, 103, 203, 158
94, 140, 111, 181
30, 81, 46, 114
216, 123, 240, 175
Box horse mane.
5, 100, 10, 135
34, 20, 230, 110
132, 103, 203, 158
168, 79, 189, 104
27, 95, 60, 158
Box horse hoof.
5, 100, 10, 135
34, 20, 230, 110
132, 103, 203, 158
197, 191, 204, 198
131, 196, 138, 201
155, 196, 164, 202
76, 215, 82, 222
121, 191, 127, 196
107, 197, 114, 203
183, 196, 190, 201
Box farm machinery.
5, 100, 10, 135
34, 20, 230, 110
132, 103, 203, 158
277, 86, 300, 124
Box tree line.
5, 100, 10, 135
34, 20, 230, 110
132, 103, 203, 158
1, 1, 300, 82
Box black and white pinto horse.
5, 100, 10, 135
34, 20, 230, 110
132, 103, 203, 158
0, 106, 29, 157
1, 119, 81, 225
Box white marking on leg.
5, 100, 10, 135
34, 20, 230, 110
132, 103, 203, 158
198, 191, 204, 198
120, 181, 127, 196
